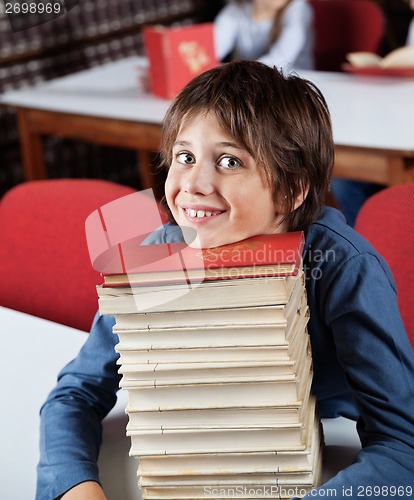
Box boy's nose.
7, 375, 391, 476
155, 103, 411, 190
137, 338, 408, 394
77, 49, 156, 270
184, 164, 215, 195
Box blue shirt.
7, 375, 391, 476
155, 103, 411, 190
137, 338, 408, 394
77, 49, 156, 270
36, 207, 414, 499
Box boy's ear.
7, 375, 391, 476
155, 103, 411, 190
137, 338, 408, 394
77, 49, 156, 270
292, 183, 309, 211
277, 182, 309, 215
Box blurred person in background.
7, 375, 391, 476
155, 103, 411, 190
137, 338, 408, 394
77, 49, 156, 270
214, 0, 314, 71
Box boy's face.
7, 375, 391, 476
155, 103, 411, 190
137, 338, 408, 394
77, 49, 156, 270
165, 112, 286, 248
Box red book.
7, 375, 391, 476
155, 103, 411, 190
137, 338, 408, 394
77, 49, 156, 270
101, 232, 305, 287
143, 23, 219, 99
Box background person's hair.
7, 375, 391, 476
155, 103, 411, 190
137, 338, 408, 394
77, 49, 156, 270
160, 60, 334, 232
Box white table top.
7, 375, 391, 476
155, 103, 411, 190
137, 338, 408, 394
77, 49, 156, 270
0, 57, 170, 125
0, 306, 134, 500
0, 305, 360, 499
1, 56, 414, 152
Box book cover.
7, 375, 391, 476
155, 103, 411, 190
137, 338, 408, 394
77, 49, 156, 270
143, 23, 219, 99
102, 231, 305, 287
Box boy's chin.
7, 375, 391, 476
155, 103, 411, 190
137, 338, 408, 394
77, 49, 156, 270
180, 226, 243, 249
181, 227, 217, 249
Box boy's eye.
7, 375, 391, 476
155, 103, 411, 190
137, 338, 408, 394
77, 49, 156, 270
218, 156, 242, 170
176, 152, 195, 165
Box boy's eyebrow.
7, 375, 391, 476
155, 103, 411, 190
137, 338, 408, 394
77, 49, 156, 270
173, 140, 191, 147
173, 140, 243, 150
219, 141, 243, 150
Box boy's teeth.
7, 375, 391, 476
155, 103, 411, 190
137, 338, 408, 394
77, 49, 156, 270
186, 209, 214, 218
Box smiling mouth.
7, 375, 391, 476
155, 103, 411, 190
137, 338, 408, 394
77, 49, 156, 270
183, 208, 225, 219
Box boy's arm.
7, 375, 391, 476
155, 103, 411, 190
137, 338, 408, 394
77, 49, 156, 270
303, 251, 414, 498
36, 313, 119, 500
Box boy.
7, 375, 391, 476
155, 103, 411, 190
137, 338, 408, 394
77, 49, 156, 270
37, 61, 414, 499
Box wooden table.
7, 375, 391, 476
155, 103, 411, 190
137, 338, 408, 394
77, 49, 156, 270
299, 69, 414, 186
1, 57, 414, 194
0, 57, 169, 198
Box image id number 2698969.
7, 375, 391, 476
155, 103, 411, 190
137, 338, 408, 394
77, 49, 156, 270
4, 2, 62, 14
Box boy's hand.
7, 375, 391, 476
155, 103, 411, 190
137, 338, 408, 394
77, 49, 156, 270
59, 481, 107, 499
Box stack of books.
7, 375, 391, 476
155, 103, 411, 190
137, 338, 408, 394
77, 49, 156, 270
97, 231, 323, 499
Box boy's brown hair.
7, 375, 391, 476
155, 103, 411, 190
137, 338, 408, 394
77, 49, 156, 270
160, 60, 334, 232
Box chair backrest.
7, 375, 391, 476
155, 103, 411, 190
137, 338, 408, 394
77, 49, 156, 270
355, 183, 414, 349
309, 0, 385, 71
0, 179, 137, 332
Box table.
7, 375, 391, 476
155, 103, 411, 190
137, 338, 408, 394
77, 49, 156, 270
0, 306, 136, 500
1, 57, 414, 192
299, 69, 414, 185
0, 305, 361, 500
0, 58, 169, 198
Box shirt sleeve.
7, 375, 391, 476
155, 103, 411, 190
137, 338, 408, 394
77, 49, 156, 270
299, 251, 414, 498
258, 0, 313, 70
36, 312, 119, 500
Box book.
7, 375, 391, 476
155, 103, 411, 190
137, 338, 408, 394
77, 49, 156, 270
137, 415, 323, 499
113, 296, 300, 332
123, 362, 312, 412
137, 408, 321, 476
120, 318, 311, 390
143, 23, 219, 99
95, 229, 321, 497
126, 399, 309, 430
345, 46, 414, 69
112, 266, 306, 336
123, 342, 311, 398
130, 424, 309, 456
102, 231, 305, 286
128, 399, 316, 456
140, 471, 317, 487
115, 326, 307, 366
114, 292, 307, 352
97, 272, 302, 314
141, 484, 315, 499
116, 343, 303, 365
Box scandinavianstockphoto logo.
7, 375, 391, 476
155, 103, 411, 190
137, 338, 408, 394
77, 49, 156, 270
2, 0, 78, 32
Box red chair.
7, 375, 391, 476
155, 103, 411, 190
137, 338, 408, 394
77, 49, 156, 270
0, 179, 137, 332
355, 183, 414, 349
309, 0, 385, 72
